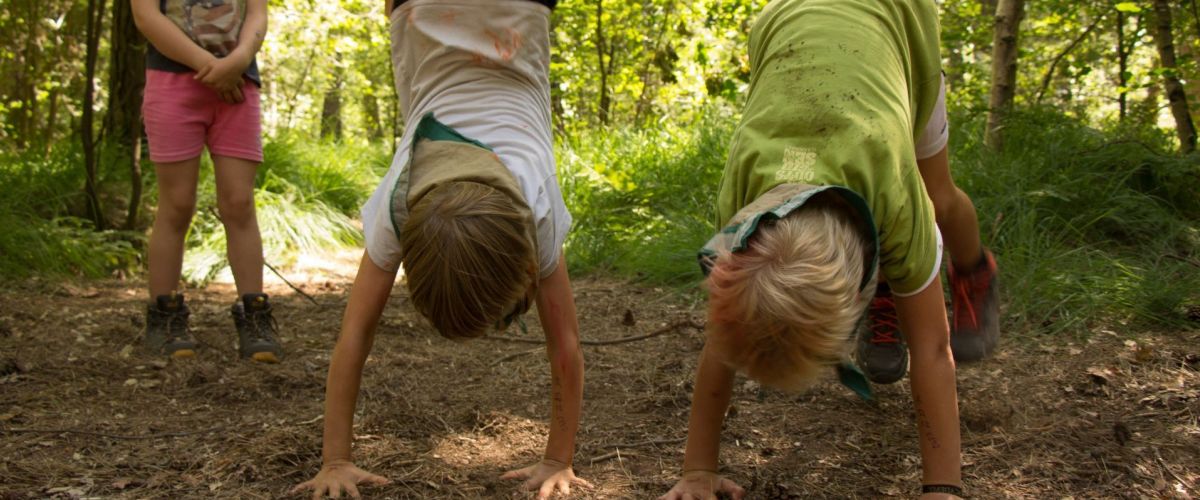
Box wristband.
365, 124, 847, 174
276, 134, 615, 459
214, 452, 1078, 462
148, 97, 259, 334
921, 484, 964, 497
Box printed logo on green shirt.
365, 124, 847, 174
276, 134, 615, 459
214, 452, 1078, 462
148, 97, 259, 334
776, 146, 818, 183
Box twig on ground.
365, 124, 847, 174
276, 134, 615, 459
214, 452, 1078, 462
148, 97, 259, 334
586, 437, 685, 464
484, 319, 704, 347
589, 450, 640, 464
1155, 449, 1194, 491
490, 347, 543, 367
1, 426, 225, 440
265, 261, 319, 305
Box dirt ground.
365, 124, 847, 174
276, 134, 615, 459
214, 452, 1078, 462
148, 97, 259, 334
1, 267, 1198, 499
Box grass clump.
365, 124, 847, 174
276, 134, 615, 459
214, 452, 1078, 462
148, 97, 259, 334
179, 137, 389, 283
559, 107, 736, 285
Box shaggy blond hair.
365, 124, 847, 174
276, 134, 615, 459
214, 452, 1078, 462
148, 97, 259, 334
400, 181, 537, 339
706, 200, 873, 390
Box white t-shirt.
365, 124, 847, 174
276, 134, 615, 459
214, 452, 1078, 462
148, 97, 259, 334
361, 0, 571, 279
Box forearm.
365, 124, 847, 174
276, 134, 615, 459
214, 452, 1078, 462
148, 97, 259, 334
544, 341, 584, 464
130, 0, 213, 70
909, 347, 962, 486
536, 254, 585, 465
230, 0, 267, 67
895, 279, 962, 487
321, 253, 396, 464
681, 345, 736, 472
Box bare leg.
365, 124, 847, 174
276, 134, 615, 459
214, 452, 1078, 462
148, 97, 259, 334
147, 158, 201, 298
917, 145, 982, 272
212, 155, 264, 296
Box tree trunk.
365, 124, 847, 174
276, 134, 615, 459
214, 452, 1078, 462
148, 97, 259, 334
1150, 0, 1197, 153
320, 76, 343, 140
82, 0, 109, 230
984, 0, 1026, 151
106, 0, 147, 229
1117, 11, 1129, 121
595, 0, 611, 125
363, 93, 382, 141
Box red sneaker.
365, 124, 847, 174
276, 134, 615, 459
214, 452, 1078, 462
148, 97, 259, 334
948, 249, 1000, 362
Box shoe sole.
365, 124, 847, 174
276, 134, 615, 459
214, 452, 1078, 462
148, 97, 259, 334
250, 351, 280, 363
171, 349, 196, 359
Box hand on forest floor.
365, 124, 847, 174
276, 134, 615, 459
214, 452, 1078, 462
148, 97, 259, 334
659, 470, 745, 500
290, 461, 390, 499
501, 459, 594, 499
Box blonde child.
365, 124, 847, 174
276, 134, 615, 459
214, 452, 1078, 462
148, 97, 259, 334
662, 0, 999, 497
292, 1, 590, 498
132, 0, 282, 362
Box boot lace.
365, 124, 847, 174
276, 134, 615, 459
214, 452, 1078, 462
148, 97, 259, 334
868, 295, 901, 344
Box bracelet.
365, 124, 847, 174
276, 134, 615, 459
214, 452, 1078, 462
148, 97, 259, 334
921, 484, 964, 497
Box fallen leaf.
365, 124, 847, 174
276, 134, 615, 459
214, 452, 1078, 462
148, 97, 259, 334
112, 477, 141, 490
621, 309, 636, 327
60, 284, 100, 298
1113, 421, 1132, 446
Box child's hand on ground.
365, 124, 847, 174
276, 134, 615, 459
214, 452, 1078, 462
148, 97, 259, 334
290, 460, 389, 499
195, 55, 248, 103
659, 470, 745, 500
501, 459, 593, 499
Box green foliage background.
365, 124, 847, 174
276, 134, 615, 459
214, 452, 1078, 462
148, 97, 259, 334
0, 0, 1198, 333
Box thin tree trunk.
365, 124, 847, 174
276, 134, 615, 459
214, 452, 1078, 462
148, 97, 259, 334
320, 77, 343, 140
82, 0, 109, 230
363, 93, 382, 141
1117, 11, 1129, 121
1036, 12, 1106, 103
595, 0, 611, 125
106, 0, 147, 229
985, 0, 1026, 151
1150, 0, 1197, 153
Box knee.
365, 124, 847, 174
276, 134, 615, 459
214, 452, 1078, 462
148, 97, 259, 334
217, 192, 256, 226
157, 194, 197, 229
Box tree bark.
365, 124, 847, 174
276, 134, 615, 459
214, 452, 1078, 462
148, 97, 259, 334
1116, 11, 1129, 121
984, 0, 1026, 151
595, 0, 611, 125
106, 0, 147, 229
320, 74, 344, 140
1150, 0, 1197, 153
82, 0, 110, 230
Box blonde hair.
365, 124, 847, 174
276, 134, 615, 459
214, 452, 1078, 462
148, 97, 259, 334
400, 181, 537, 339
705, 200, 873, 390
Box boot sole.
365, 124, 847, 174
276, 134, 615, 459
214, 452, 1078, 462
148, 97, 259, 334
250, 351, 280, 363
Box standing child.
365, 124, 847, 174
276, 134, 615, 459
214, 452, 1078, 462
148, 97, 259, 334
292, 1, 590, 498
131, 0, 283, 362
661, 0, 998, 498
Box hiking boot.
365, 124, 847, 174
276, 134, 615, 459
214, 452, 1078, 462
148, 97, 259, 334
949, 248, 1000, 363
231, 293, 283, 363
855, 284, 908, 384
144, 293, 197, 358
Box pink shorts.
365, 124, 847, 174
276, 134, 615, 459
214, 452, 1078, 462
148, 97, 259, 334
142, 70, 263, 163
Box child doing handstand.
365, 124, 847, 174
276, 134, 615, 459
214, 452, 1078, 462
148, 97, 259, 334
292, 1, 590, 498
662, 0, 998, 498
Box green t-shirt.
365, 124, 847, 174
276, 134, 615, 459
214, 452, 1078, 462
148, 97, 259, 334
716, 0, 943, 295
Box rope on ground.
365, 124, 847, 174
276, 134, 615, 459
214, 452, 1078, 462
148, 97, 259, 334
484, 319, 704, 347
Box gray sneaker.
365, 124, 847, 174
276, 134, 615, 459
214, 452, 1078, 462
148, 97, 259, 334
231, 293, 283, 363
855, 285, 908, 384
144, 293, 197, 358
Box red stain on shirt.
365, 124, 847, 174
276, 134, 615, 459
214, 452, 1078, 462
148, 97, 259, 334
484, 28, 523, 62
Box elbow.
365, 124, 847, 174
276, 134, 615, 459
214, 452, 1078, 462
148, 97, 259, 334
550, 339, 584, 378
908, 332, 955, 373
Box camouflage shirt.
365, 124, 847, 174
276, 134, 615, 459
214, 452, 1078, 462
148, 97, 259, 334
146, 0, 261, 85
